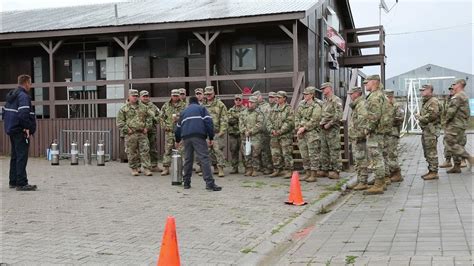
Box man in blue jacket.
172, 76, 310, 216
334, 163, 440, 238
3, 75, 37, 191
175, 96, 222, 191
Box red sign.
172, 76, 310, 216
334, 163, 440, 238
326, 25, 346, 52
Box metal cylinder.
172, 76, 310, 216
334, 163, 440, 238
70, 141, 78, 165
51, 140, 59, 165
83, 140, 92, 165
171, 149, 183, 185
97, 142, 105, 166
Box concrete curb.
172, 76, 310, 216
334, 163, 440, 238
235, 175, 358, 265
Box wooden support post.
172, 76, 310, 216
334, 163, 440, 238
39, 40, 63, 119
292, 22, 299, 90
193, 31, 220, 87
113, 35, 139, 97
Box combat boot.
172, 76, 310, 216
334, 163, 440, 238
230, 167, 239, 174
161, 167, 170, 176
316, 171, 328, 177
363, 179, 384, 195
218, 166, 225, 177
213, 165, 219, 174
421, 171, 431, 178
268, 169, 282, 177
385, 176, 392, 186
447, 164, 462, 174
460, 159, 467, 168
422, 171, 439, 180
390, 169, 403, 182
439, 160, 452, 168
144, 169, 153, 176
305, 171, 317, 182
282, 170, 293, 179
131, 168, 139, 176
328, 171, 340, 179
251, 169, 260, 177
353, 182, 369, 191
244, 168, 253, 176
301, 170, 311, 181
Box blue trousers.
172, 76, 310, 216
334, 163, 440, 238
9, 132, 30, 187
183, 137, 216, 187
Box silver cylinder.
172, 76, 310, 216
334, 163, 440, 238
83, 140, 92, 165
70, 141, 78, 165
171, 149, 183, 185
51, 140, 59, 165
97, 142, 105, 166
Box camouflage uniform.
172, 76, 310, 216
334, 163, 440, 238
441, 94, 467, 164
256, 99, 274, 173
418, 93, 441, 172
204, 91, 228, 168
116, 99, 153, 170
268, 92, 295, 174
240, 98, 265, 172
319, 91, 343, 172
295, 93, 322, 173
142, 100, 161, 168
444, 88, 471, 166
348, 93, 368, 184
385, 95, 405, 175
160, 94, 186, 168
227, 97, 245, 171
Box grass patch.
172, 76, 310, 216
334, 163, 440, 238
241, 180, 267, 188
271, 216, 296, 235
318, 191, 332, 200
240, 247, 256, 254
326, 179, 348, 191
345, 255, 357, 264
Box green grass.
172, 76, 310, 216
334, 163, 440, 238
326, 179, 348, 191
345, 255, 357, 264
240, 247, 256, 254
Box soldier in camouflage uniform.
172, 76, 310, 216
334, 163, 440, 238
160, 89, 186, 175
179, 88, 188, 106
363, 75, 391, 195
240, 96, 265, 176
348, 87, 369, 190
116, 89, 154, 176
295, 86, 322, 182
227, 94, 245, 174
268, 91, 277, 108
415, 84, 441, 180
443, 79, 474, 173
319, 82, 343, 179
139, 90, 162, 172
195, 88, 205, 105
204, 86, 228, 177
253, 90, 273, 174
268, 91, 295, 178
385, 90, 405, 182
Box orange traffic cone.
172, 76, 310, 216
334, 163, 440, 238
157, 216, 181, 266
285, 171, 307, 206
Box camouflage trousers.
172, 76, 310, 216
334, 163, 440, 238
385, 135, 401, 174
260, 133, 273, 171
367, 134, 386, 181
228, 134, 242, 169
243, 134, 263, 170
147, 129, 159, 167
352, 140, 368, 184
320, 126, 342, 172
297, 130, 321, 171
270, 134, 293, 171
421, 132, 439, 172
443, 132, 467, 161
209, 134, 226, 167
162, 131, 177, 167
445, 129, 470, 165
125, 133, 150, 169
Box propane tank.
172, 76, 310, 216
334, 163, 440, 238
70, 141, 78, 165
83, 140, 92, 165
171, 149, 183, 185
97, 141, 105, 166
51, 140, 59, 165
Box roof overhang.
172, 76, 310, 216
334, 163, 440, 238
0, 12, 305, 41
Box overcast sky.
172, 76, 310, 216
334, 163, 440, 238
1, 0, 472, 78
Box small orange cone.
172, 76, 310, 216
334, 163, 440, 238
285, 171, 307, 206
157, 216, 181, 266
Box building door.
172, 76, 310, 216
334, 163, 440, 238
265, 43, 292, 91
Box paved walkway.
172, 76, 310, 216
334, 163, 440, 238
0, 153, 347, 265
278, 135, 473, 265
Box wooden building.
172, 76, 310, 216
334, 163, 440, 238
0, 0, 384, 161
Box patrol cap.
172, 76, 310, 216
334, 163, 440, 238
420, 84, 433, 91
139, 90, 149, 96
252, 90, 261, 97
194, 88, 204, 94
320, 82, 332, 90
453, 78, 466, 86
234, 94, 243, 99
171, 89, 180, 96
204, 86, 215, 95
303, 86, 316, 94
178, 88, 186, 95
276, 91, 287, 98
363, 79, 369, 84
366, 74, 381, 81
268, 91, 277, 97
129, 89, 139, 96
384, 89, 394, 96
347, 87, 362, 94
249, 96, 258, 103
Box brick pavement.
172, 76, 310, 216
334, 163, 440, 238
278, 134, 473, 266
0, 155, 347, 265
